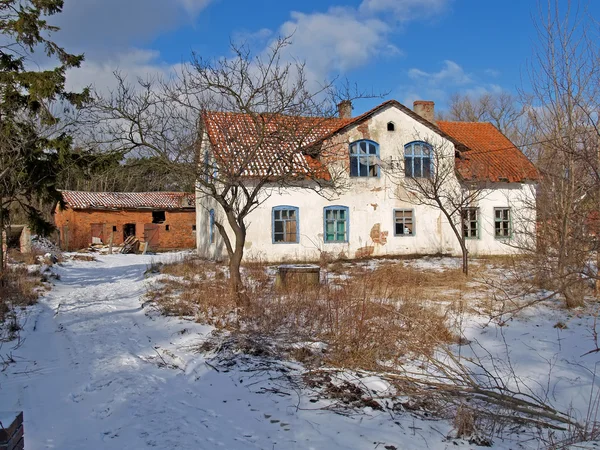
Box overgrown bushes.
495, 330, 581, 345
147, 258, 465, 370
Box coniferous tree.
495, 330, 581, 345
0, 0, 88, 272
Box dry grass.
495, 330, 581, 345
0, 266, 44, 325
147, 258, 467, 370
69, 254, 97, 262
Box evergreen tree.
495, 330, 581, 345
0, 0, 88, 272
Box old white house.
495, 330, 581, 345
196, 100, 537, 262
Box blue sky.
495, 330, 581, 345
56, 0, 600, 114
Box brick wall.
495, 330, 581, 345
55, 207, 196, 251
0, 411, 24, 450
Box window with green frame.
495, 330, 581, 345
324, 206, 349, 242
494, 207, 511, 238
462, 207, 479, 239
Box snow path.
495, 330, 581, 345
1, 254, 466, 450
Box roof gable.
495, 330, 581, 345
320, 100, 468, 151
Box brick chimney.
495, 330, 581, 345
337, 100, 352, 119
413, 100, 435, 124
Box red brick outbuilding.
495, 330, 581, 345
54, 191, 196, 251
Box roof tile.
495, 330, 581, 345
202, 111, 352, 180
60, 191, 195, 210
437, 121, 538, 183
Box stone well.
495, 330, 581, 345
275, 264, 321, 289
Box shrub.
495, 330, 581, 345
147, 259, 460, 370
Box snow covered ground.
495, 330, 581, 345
1, 253, 599, 449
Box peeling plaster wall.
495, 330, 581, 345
196, 105, 537, 262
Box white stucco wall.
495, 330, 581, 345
196, 104, 537, 262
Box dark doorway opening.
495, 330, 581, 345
152, 211, 166, 223
124, 223, 136, 240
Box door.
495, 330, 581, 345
144, 224, 160, 250
91, 223, 104, 244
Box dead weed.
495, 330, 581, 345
148, 258, 463, 370
0, 266, 44, 324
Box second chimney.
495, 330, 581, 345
413, 100, 435, 124
337, 100, 352, 119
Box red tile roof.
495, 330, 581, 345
60, 191, 195, 210
202, 103, 538, 184
202, 111, 352, 180
437, 121, 538, 183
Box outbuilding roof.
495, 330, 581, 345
60, 191, 195, 210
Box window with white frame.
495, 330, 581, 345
324, 206, 349, 243
462, 207, 479, 239
394, 209, 414, 236
349, 140, 379, 177
404, 141, 432, 178
273, 206, 299, 243
494, 207, 511, 238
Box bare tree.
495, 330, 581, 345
84, 36, 380, 306
440, 92, 527, 147
523, 0, 600, 306
390, 136, 487, 276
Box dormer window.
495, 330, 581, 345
387, 122, 395, 131
349, 140, 379, 177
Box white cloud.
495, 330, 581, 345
402, 61, 506, 108
408, 60, 472, 86
176, 0, 213, 16
359, 0, 451, 22
52, 0, 213, 94
484, 68, 501, 78
53, 0, 213, 60
277, 7, 393, 79
256, 0, 449, 85
65, 49, 180, 93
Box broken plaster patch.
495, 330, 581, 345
369, 223, 388, 245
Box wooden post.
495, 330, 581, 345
108, 231, 114, 255
0, 411, 24, 450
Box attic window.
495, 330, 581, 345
152, 211, 166, 224
387, 122, 395, 131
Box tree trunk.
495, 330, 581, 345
461, 244, 469, 276
223, 212, 250, 309
229, 243, 249, 308
0, 201, 5, 285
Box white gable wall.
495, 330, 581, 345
196, 105, 537, 262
